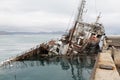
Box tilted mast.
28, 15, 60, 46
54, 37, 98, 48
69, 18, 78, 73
68, 0, 86, 46
76, 0, 86, 22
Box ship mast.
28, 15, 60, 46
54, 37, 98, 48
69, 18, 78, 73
76, 0, 86, 22
68, 0, 86, 48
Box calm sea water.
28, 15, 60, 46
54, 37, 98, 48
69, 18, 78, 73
0, 34, 95, 80
0, 34, 61, 61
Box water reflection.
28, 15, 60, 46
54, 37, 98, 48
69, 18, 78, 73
0, 55, 96, 80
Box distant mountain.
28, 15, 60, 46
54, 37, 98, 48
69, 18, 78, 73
0, 31, 9, 35
0, 31, 64, 35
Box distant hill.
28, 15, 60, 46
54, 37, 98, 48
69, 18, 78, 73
0, 31, 64, 35
0, 31, 9, 35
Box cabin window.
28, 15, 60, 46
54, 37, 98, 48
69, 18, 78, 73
97, 35, 102, 38
92, 33, 96, 35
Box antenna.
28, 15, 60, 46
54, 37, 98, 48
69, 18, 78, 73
95, 12, 101, 23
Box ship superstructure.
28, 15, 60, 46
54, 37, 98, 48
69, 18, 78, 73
48, 0, 105, 55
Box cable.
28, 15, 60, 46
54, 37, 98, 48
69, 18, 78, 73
65, 0, 80, 34
65, 10, 75, 34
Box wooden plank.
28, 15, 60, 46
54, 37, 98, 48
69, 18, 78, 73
91, 51, 120, 80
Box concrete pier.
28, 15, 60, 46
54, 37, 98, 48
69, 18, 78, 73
91, 35, 120, 80
91, 51, 120, 80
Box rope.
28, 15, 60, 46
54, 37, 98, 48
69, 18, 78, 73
65, 10, 75, 34
65, 0, 80, 34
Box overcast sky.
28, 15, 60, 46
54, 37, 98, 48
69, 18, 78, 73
0, 0, 120, 34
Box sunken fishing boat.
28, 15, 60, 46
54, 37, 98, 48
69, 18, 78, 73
0, 0, 105, 62
4, 0, 105, 60
1, 1, 120, 80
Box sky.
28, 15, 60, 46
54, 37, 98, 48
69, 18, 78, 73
0, 0, 120, 34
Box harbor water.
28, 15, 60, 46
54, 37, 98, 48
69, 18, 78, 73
0, 34, 61, 61
0, 34, 95, 80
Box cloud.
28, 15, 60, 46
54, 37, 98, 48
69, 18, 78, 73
0, 0, 120, 34
0, 11, 68, 26
0, 0, 79, 32
82, 0, 120, 34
